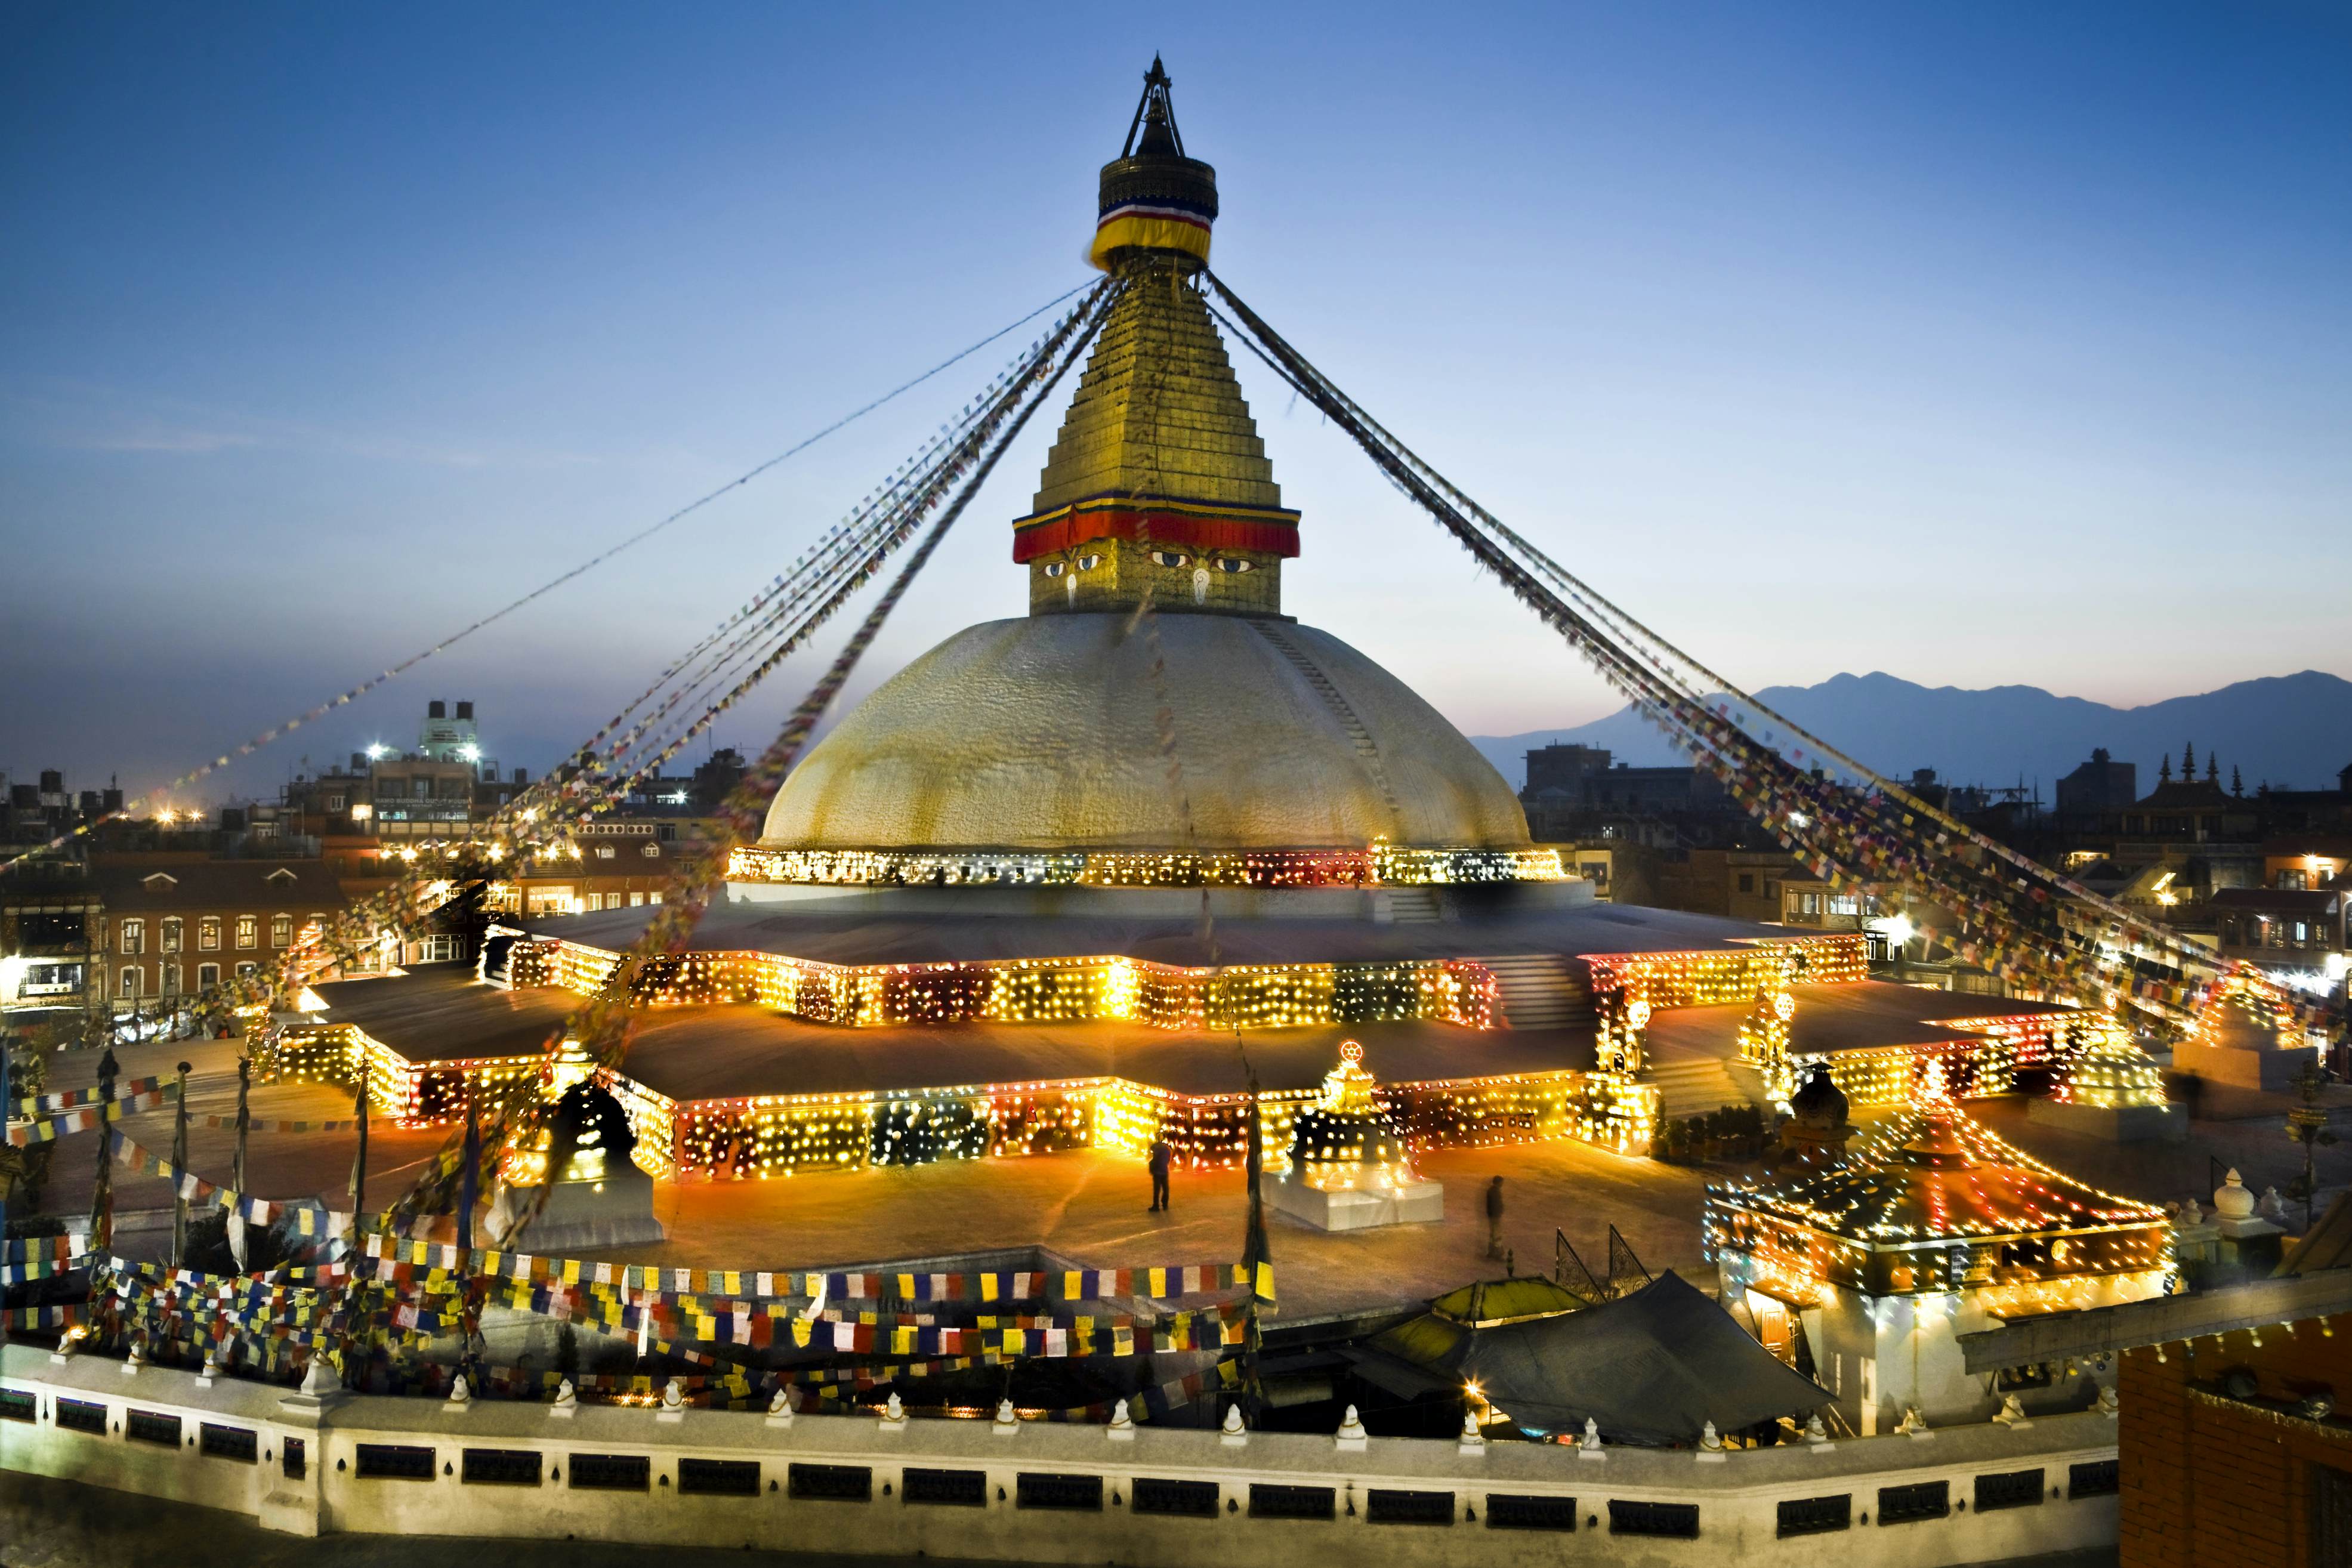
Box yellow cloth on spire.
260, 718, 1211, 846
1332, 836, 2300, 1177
1089, 214, 1211, 270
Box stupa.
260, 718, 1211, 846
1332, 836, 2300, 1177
286, 61, 2078, 1194
1269, 1041, 1443, 1231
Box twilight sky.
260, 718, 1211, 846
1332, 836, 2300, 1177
3, 3, 2347, 805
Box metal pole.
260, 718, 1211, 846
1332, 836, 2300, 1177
232, 1055, 251, 1195
458, 1093, 479, 1251
347, 1060, 369, 1230
230, 1054, 252, 1270
88, 1047, 118, 1254
169, 1060, 191, 1268
0, 1029, 12, 1325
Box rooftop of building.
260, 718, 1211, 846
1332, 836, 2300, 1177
84, 856, 347, 910
2209, 885, 2344, 914
1647, 983, 2076, 1060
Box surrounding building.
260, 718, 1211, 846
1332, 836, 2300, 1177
1958, 1197, 2352, 1568
85, 857, 348, 1015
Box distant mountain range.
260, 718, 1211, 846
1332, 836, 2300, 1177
1471, 670, 2352, 797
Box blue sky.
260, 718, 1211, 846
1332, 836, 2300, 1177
3, 2, 2347, 802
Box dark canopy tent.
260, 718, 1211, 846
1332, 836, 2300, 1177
1350, 1270, 1826, 1445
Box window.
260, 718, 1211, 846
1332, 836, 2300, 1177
270, 914, 292, 947
121, 967, 141, 999
1131, 1479, 1219, 1517
163, 964, 181, 996
236, 962, 257, 978
355, 1444, 436, 1480
1973, 1469, 2045, 1512
1015, 1473, 1103, 1511
2068, 1461, 2118, 1499
677, 1459, 760, 1496
788, 1464, 873, 1501
1608, 1501, 1699, 1538
641, 843, 659, 857
595, 845, 616, 859
235, 916, 257, 949
648, 891, 663, 906
1737, 874, 1754, 894
1877, 1481, 1950, 1524
55, 1399, 107, 1434
324, 794, 345, 812
1777, 1496, 1850, 1536
198, 963, 220, 989
1484, 1495, 1576, 1532
126, 1409, 181, 1446
567, 1454, 650, 1491
902, 1468, 987, 1507
199, 917, 220, 950
2282, 870, 2310, 890
629, 893, 644, 907
121, 919, 145, 955
1367, 1489, 1455, 1525
461, 1449, 542, 1486
161, 917, 182, 953
1249, 1484, 1334, 1520
201, 1424, 258, 1463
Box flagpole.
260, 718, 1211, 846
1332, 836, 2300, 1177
1240, 1060, 1270, 1430
169, 1061, 192, 1267
348, 1060, 369, 1236
88, 1046, 118, 1254
458, 1094, 479, 1250
232, 1055, 250, 1195
0, 1032, 11, 1337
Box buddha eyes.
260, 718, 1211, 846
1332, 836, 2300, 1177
1078, 553, 1103, 571
1042, 561, 1066, 578
1215, 557, 1254, 573
1150, 550, 1190, 568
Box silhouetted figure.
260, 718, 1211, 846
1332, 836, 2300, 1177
1148, 1137, 1173, 1212
1485, 1175, 1505, 1260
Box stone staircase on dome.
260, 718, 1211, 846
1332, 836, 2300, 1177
1468, 952, 1594, 1029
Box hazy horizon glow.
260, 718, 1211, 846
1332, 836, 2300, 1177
4, 3, 2347, 805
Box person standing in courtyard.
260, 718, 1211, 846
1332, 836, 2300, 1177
1485, 1175, 1505, 1260
1149, 1135, 1173, 1212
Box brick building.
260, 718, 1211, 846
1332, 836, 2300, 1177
85, 857, 347, 1013
1959, 1228, 2352, 1568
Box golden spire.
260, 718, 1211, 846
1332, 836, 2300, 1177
1014, 61, 1300, 617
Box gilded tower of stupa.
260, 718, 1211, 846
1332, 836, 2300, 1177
1015, 60, 1297, 620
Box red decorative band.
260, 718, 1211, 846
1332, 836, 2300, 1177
1011, 501, 1301, 564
